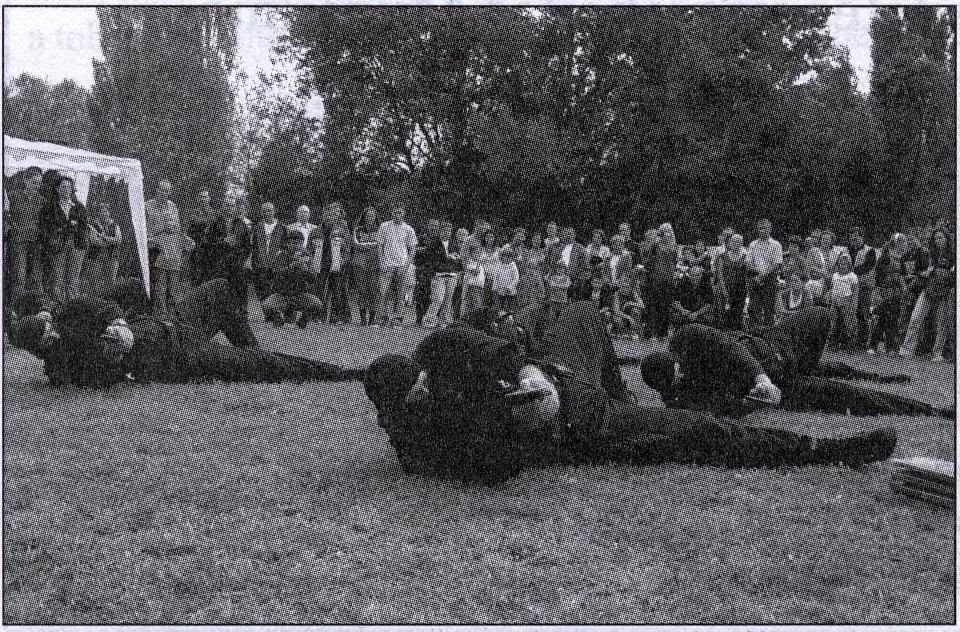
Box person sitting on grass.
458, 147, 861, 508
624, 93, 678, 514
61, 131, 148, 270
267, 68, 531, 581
364, 301, 899, 486
262, 234, 324, 329
9, 290, 363, 388
640, 306, 951, 420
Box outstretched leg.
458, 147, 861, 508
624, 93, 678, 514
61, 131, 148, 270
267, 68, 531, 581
592, 398, 897, 468
783, 376, 947, 418
193, 341, 364, 383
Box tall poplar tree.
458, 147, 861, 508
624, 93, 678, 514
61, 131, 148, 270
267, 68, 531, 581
88, 7, 238, 209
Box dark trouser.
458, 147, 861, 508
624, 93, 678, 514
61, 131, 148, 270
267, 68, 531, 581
724, 288, 747, 330
415, 268, 432, 325
583, 399, 818, 469
325, 272, 351, 323
855, 284, 874, 348
8, 241, 44, 303
870, 291, 902, 350
173, 278, 258, 348
781, 376, 937, 417
251, 269, 274, 301
646, 280, 674, 338
748, 275, 779, 328
191, 342, 362, 383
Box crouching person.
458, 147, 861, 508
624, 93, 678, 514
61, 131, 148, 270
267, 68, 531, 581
262, 234, 324, 328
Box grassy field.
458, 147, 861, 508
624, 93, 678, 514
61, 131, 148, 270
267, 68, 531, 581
3, 313, 955, 624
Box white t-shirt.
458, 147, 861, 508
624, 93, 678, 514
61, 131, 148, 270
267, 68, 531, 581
288, 221, 317, 249
377, 220, 417, 268
831, 271, 858, 300
263, 220, 278, 238
560, 243, 574, 267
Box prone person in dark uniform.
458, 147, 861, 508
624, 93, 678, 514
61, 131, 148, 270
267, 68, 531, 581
364, 302, 898, 486
10, 288, 363, 388
640, 306, 951, 419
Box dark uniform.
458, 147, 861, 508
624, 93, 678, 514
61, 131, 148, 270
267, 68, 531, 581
28, 290, 361, 388
365, 302, 897, 485
659, 307, 947, 418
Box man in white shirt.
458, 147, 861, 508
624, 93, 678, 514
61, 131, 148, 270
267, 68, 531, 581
745, 218, 783, 327
375, 204, 418, 327
288, 205, 317, 250
251, 202, 288, 300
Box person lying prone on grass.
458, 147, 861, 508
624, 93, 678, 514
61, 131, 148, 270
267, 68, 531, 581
364, 302, 899, 486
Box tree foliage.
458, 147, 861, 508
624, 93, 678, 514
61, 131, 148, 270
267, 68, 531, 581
89, 7, 238, 210
870, 6, 956, 231
259, 7, 954, 240
3, 74, 92, 149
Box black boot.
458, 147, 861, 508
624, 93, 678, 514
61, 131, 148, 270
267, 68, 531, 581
809, 427, 898, 467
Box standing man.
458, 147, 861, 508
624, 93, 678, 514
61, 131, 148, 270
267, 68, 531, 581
376, 204, 418, 328
212, 195, 253, 296
745, 218, 783, 328
848, 227, 877, 349
7, 166, 46, 303
187, 188, 217, 286
145, 179, 187, 317
250, 201, 288, 302
546, 227, 590, 299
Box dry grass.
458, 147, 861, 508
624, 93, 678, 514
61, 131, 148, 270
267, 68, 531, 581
3, 314, 955, 624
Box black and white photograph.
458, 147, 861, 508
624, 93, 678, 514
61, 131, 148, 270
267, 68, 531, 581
1, 3, 956, 625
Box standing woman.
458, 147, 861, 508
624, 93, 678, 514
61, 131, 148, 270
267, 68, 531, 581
352, 206, 381, 326
713, 233, 749, 330
868, 233, 908, 354
899, 229, 955, 360
41, 176, 89, 303
645, 222, 678, 340
517, 230, 547, 310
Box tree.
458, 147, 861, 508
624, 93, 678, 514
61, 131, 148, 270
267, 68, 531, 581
3, 73, 92, 149
89, 7, 238, 211
870, 6, 956, 229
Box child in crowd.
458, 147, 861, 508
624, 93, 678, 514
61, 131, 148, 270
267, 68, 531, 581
86, 202, 123, 297
488, 246, 520, 311
262, 234, 324, 328
776, 270, 814, 322
546, 260, 572, 321
828, 253, 859, 349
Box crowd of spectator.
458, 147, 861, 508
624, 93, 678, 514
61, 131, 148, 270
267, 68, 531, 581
4, 169, 955, 364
